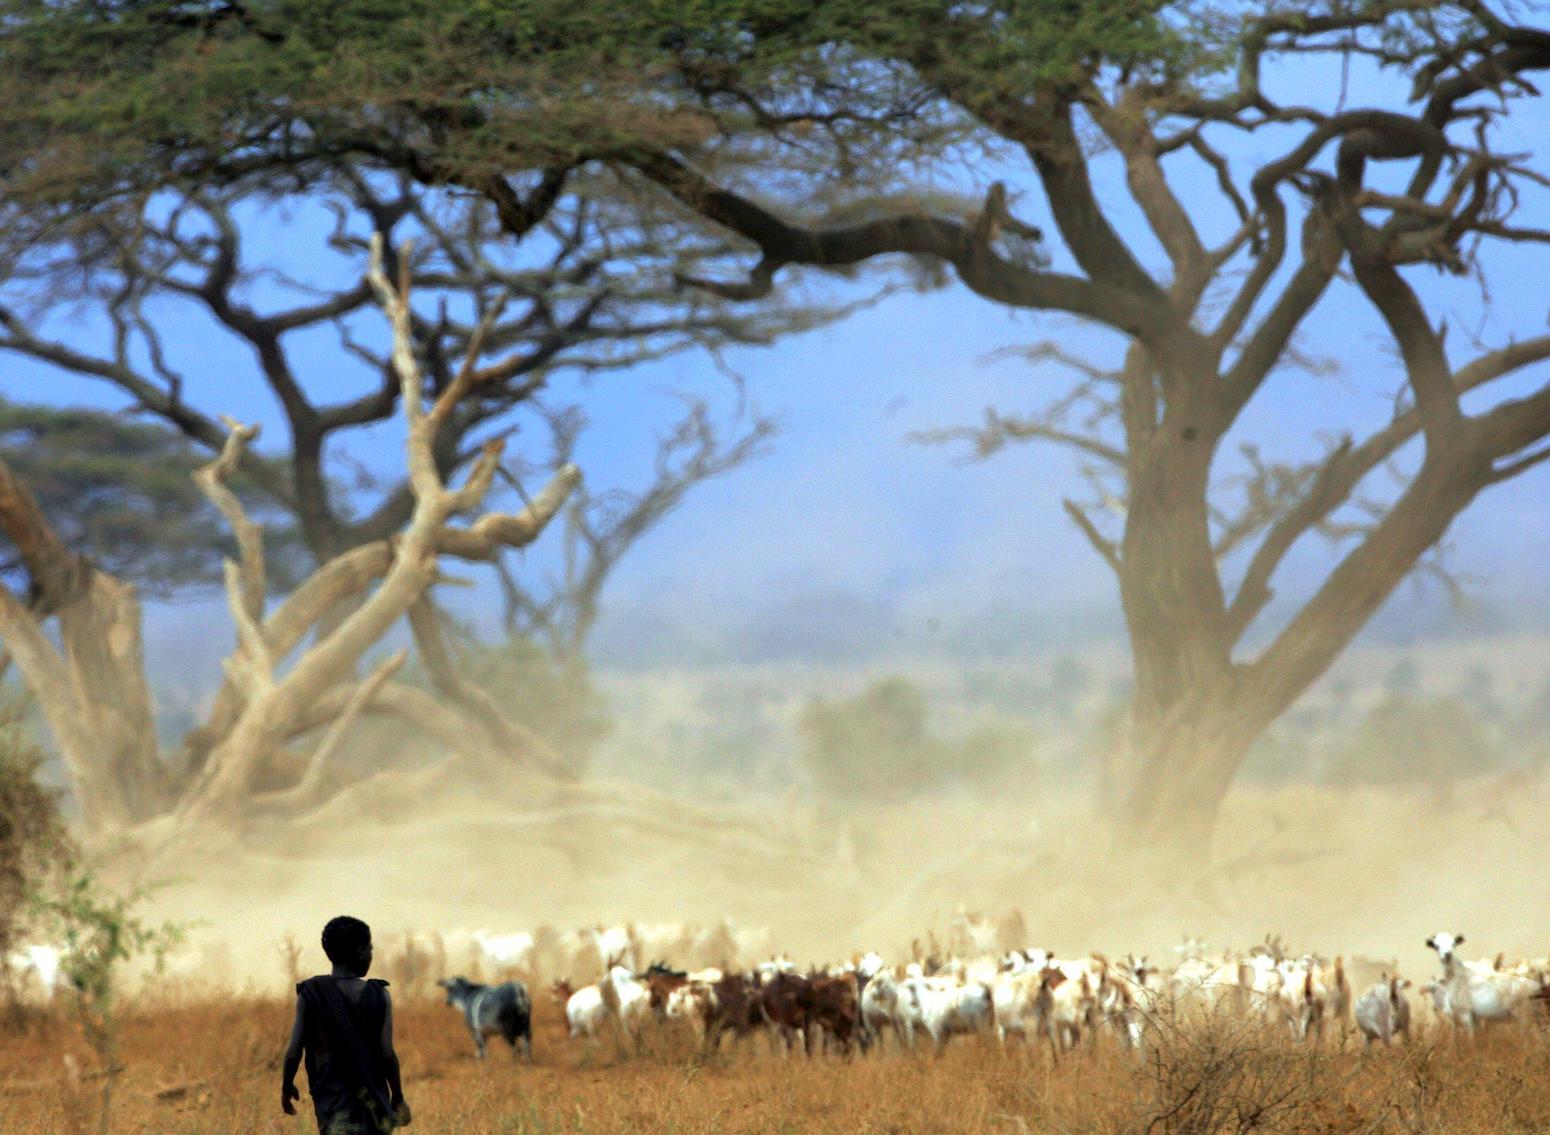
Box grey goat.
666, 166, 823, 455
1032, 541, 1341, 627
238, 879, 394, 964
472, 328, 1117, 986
438, 976, 533, 1060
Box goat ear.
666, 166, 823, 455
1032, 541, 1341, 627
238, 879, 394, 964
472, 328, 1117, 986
1425, 937, 1435, 949
1456, 934, 1465, 945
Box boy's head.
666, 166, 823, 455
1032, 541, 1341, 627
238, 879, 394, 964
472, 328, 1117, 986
321, 916, 373, 975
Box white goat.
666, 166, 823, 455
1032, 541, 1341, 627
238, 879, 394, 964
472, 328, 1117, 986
5, 943, 66, 1001
1354, 976, 1412, 1046
898, 974, 995, 1053
860, 966, 906, 1052
471, 929, 535, 972
990, 967, 1046, 1045
558, 981, 608, 1040
1426, 931, 1542, 1033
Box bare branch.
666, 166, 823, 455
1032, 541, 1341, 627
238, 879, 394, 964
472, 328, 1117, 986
1225, 437, 1356, 641
219, 558, 274, 695
281, 648, 408, 805
0, 304, 295, 507
1487, 441, 1550, 483
1063, 499, 1123, 576
631, 150, 1180, 343
192, 417, 265, 622
912, 409, 1125, 466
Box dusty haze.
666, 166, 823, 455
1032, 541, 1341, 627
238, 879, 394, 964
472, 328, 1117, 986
94, 633, 1550, 992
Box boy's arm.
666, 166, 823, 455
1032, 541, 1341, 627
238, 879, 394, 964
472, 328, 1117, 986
281, 993, 305, 1114
381, 989, 409, 1121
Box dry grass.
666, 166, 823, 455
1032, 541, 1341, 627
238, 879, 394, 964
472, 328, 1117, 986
18, 770, 1550, 1131
4, 994, 1550, 1134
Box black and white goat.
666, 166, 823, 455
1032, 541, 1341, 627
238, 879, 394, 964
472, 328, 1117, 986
438, 976, 533, 1060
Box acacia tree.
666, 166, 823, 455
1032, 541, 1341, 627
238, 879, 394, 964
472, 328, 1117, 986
7, 1, 1550, 850
0, 3, 849, 805
626, 1, 1550, 850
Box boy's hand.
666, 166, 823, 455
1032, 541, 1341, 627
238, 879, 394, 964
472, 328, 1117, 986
393, 1097, 412, 1127
281, 1080, 300, 1115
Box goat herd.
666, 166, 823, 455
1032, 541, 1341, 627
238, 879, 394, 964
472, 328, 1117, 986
8, 917, 1548, 1064
417, 920, 1550, 1063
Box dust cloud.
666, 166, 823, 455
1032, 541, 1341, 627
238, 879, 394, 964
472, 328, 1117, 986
97, 741, 1550, 992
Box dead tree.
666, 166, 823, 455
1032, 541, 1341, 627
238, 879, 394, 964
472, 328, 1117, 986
0, 173, 800, 775
0, 459, 167, 829
0, 237, 579, 833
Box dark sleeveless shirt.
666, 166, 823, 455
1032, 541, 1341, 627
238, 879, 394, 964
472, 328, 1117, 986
295, 976, 392, 1125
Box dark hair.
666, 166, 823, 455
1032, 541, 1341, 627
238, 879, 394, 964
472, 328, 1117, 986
321, 916, 372, 966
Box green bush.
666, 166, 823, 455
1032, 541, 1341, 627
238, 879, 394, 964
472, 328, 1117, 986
317, 630, 614, 784
30, 871, 185, 1134
797, 677, 1033, 799
1325, 694, 1498, 788
0, 696, 71, 974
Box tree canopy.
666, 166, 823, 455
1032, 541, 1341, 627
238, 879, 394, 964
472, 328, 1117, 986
0, 398, 307, 597
3, 0, 1550, 848
1, 0, 851, 668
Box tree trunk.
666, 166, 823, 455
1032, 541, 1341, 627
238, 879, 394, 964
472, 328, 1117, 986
1109, 397, 1245, 857
1111, 435, 1495, 855
1119, 423, 1234, 733
1114, 690, 1259, 858
0, 460, 166, 831
52, 573, 168, 821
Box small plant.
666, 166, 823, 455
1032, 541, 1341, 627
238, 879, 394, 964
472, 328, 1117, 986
0, 694, 72, 1023
1129, 1004, 1358, 1135
29, 871, 185, 1135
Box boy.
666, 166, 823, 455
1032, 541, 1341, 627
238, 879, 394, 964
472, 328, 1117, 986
282, 916, 412, 1134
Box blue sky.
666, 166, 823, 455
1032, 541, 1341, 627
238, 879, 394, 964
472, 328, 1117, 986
6, 50, 1550, 684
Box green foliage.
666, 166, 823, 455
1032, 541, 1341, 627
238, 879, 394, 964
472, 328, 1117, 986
27, 870, 185, 1133
31, 872, 184, 1013
1325, 694, 1498, 788
464, 638, 614, 773
0, 0, 1199, 211
799, 677, 941, 798
0, 695, 71, 968
797, 676, 1033, 799
0, 399, 308, 596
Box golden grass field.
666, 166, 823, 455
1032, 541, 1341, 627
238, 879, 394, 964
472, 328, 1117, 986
4, 990, 1550, 1135
7, 771, 1550, 1132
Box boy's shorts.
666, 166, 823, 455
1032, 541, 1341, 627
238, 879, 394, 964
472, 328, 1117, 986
317, 1103, 394, 1135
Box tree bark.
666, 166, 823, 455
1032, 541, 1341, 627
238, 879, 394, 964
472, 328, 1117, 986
1113, 433, 1496, 854
0, 459, 166, 831
1115, 689, 1259, 857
